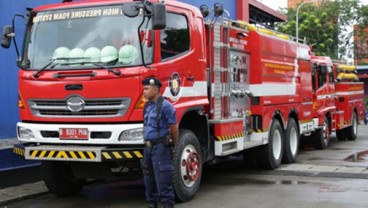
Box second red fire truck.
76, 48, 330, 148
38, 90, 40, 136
2, 0, 364, 202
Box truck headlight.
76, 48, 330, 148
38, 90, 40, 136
18, 126, 35, 139
119, 127, 144, 141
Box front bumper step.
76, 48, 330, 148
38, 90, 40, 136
13, 143, 143, 162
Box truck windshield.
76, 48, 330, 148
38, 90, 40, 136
23, 5, 153, 70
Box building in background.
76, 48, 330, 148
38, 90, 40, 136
0, 0, 285, 140
354, 25, 368, 65
288, 0, 328, 8
354, 25, 368, 100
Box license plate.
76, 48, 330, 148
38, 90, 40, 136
59, 128, 88, 140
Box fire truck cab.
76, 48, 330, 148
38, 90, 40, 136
310, 56, 364, 149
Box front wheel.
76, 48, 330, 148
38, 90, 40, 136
42, 161, 85, 196
314, 116, 330, 149
173, 129, 202, 202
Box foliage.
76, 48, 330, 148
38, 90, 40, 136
275, 0, 368, 63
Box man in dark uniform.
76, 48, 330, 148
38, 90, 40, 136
141, 77, 179, 208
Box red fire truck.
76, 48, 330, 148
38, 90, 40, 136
2, 0, 364, 202
309, 56, 364, 149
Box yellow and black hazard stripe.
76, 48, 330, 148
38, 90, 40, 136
28, 150, 97, 160
216, 132, 244, 141
13, 146, 25, 156
252, 128, 264, 133
101, 150, 143, 161
337, 121, 350, 128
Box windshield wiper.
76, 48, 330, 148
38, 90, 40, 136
33, 58, 122, 78
85, 62, 121, 76
33, 58, 64, 78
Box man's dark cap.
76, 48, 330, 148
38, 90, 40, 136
142, 77, 162, 87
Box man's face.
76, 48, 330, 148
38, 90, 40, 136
143, 85, 159, 101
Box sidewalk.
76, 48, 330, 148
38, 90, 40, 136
0, 138, 18, 150
0, 138, 45, 206
0, 182, 48, 206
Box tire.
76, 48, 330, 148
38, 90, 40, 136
173, 129, 202, 202
346, 111, 358, 141
242, 147, 259, 169
314, 116, 330, 149
282, 118, 299, 164
336, 129, 347, 141
42, 161, 85, 196
259, 119, 283, 170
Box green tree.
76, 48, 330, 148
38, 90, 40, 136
276, 0, 368, 62
337, 0, 360, 62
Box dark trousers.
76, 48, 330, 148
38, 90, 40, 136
143, 143, 175, 205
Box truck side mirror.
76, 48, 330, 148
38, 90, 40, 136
152, 3, 166, 30
1, 25, 14, 49
122, 2, 141, 18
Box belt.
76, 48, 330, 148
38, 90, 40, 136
144, 137, 166, 147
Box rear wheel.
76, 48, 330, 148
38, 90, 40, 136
346, 111, 358, 141
336, 129, 347, 141
282, 118, 299, 163
259, 119, 283, 169
314, 116, 330, 149
242, 147, 259, 169
173, 129, 202, 202
42, 161, 85, 196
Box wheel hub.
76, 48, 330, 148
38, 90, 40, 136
186, 152, 200, 181
180, 145, 200, 187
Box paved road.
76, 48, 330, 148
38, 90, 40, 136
5, 161, 368, 208
1, 125, 368, 207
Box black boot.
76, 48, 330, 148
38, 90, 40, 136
147, 202, 158, 208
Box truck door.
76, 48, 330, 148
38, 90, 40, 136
326, 64, 335, 110
313, 63, 335, 123
158, 10, 207, 105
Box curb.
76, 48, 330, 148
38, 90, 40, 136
0, 138, 17, 150
0, 182, 49, 206
271, 164, 368, 179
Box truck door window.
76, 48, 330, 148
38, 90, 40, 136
160, 13, 189, 60
317, 65, 327, 88
328, 66, 334, 83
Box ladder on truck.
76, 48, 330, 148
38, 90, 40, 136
207, 16, 255, 156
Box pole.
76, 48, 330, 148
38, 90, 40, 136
296, 0, 318, 44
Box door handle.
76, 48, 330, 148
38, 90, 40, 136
187, 76, 195, 81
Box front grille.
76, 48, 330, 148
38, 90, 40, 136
29, 97, 131, 118
38, 109, 118, 116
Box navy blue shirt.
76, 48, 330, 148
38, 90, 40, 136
144, 98, 176, 140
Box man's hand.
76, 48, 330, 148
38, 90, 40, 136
169, 124, 179, 146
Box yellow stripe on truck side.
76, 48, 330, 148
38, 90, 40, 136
216, 132, 245, 141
